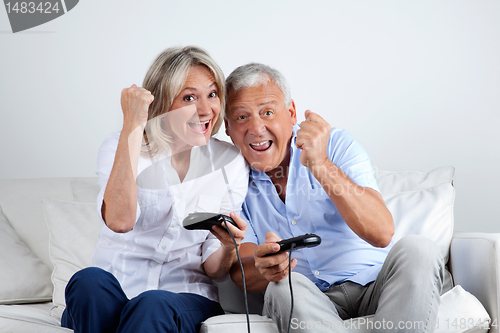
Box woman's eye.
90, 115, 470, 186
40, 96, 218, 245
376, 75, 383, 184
183, 95, 195, 102
209, 91, 217, 98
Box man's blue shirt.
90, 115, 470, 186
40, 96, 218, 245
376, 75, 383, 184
241, 125, 392, 291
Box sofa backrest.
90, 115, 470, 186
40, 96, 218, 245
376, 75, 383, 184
0, 166, 455, 315
0, 166, 455, 271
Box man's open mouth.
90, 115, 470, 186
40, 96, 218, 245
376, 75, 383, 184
249, 140, 272, 152
187, 119, 211, 134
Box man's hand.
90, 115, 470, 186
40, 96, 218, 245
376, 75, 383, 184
211, 212, 247, 255
296, 110, 331, 170
296, 110, 394, 248
121, 84, 154, 130
253, 232, 297, 283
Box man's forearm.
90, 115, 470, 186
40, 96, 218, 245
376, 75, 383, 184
311, 160, 394, 247
229, 243, 270, 293
230, 256, 270, 293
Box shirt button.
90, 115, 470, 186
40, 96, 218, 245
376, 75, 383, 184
161, 245, 166, 250
291, 220, 297, 225
314, 270, 320, 276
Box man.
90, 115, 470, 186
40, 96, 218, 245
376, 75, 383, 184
224, 63, 444, 333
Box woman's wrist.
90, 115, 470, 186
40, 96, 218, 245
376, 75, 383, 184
122, 119, 146, 135
221, 244, 238, 263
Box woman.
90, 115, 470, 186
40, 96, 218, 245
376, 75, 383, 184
62, 46, 249, 333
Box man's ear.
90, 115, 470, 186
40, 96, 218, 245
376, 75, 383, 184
289, 99, 297, 125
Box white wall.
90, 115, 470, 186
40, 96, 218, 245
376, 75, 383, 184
1, 0, 499, 232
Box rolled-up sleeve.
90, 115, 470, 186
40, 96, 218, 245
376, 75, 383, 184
203, 150, 250, 261
328, 129, 380, 193
219, 152, 249, 215
241, 203, 259, 245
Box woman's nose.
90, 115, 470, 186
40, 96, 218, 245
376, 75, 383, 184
196, 97, 211, 117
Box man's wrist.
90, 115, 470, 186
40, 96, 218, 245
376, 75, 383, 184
309, 157, 335, 181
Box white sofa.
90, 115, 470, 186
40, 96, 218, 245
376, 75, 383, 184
0, 166, 498, 333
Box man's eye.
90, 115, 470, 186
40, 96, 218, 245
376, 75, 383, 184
184, 95, 195, 102
236, 115, 247, 120
264, 110, 273, 116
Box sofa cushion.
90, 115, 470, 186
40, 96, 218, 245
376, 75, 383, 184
0, 178, 76, 270
375, 166, 454, 193
200, 314, 279, 333
343, 286, 490, 333
201, 286, 489, 333
0, 206, 53, 305
70, 178, 99, 203
433, 285, 490, 333
43, 199, 102, 320
375, 167, 455, 263
383, 182, 454, 262
0, 302, 71, 332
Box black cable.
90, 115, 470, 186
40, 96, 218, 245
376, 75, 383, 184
220, 168, 249, 331
225, 223, 251, 333
287, 243, 296, 333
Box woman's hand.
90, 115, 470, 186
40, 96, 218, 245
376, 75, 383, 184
121, 84, 154, 130
102, 85, 154, 233
203, 212, 247, 280
211, 212, 247, 256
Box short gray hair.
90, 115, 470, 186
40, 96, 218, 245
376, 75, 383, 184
226, 63, 291, 108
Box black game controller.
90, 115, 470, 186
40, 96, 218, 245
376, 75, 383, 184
264, 233, 321, 257
183, 212, 238, 231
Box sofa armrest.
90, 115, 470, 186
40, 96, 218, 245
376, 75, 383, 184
449, 232, 500, 333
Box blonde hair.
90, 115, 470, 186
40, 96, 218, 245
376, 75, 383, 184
142, 46, 225, 156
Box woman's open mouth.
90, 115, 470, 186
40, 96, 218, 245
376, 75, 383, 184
187, 119, 211, 134
249, 140, 272, 152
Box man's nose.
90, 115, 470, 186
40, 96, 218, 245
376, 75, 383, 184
248, 116, 265, 136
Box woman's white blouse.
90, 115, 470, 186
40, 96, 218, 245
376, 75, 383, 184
92, 132, 249, 302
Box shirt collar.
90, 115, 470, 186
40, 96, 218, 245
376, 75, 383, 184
249, 124, 300, 181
